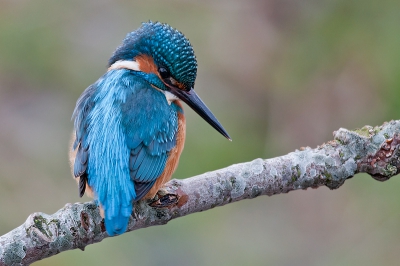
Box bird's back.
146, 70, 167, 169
71, 69, 183, 235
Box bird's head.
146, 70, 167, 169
108, 21, 230, 140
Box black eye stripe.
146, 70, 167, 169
158, 67, 170, 79
158, 66, 182, 89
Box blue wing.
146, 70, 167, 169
123, 90, 179, 200
72, 69, 180, 236
72, 84, 95, 196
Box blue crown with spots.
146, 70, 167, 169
109, 21, 198, 89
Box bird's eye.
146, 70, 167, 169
158, 67, 170, 79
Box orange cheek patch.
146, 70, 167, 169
175, 81, 186, 90
135, 54, 159, 75
135, 54, 187, 91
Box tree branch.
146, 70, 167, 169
1, 120, 400, 265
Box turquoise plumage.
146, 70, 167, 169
71, 22, 230, 236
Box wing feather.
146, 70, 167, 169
133, 181, 157, 200
71, 84, 97, 196
123, 89, 181, 200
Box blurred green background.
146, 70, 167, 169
1, 0, 400, 265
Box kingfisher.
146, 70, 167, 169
70, 21, 230, 236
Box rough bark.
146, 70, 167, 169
1, 120, 400, 265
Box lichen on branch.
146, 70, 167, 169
1, 120, 400, 266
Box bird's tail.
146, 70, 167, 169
96, 171, 136, 236
104, 202, 133, 236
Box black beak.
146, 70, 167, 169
170, 87, 231, 140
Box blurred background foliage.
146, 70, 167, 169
0, 0, 400, 265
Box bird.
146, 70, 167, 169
70, 21, 231, 236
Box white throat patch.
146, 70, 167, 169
108, 60, 140, 71
164, 91, 178, 105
